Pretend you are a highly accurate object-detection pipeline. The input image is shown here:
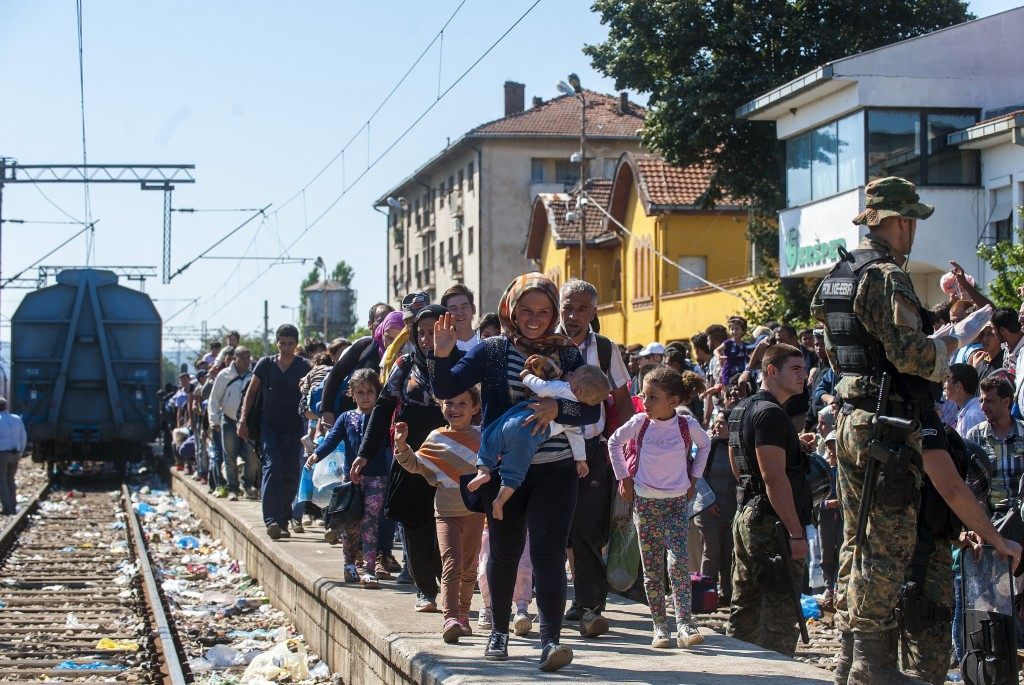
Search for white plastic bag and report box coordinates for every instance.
[241,641,308,683]
[312,453,345,491]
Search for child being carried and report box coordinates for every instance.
[467,353,611,519]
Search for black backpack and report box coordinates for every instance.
[239,359,266,444]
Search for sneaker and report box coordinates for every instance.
[344,565,359,583]
[279,529,291,538]
[360,573,380,589]
[563,605,580,622]
[820,588,836,611]
[579,608,609,638]
[677,623,704,648]
[381,555,402,573]
[215,486,229,498]
[292,519,304,534]
[374,560,392,580]
[302,514,314,526]
[484,631,509,660]
[513,612,533,637]
[415,596,438,613]
[478,607,493,630]
[245,487,259,500]
[651,623,672,649]
[539,642,573,672]
[458,618,472,636]
[395,567,413,585]
[266,523,282,540]
[324,529,339,544]
[198,476,208,485]
[442,618,462,644]
[228,492,239,502]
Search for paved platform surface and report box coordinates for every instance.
[170,469,833,684]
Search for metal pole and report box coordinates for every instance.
[263,300,269,349]
[321,265,328,340]
[162,186,173,284]
[0,158,5,342]
[578,93,587,281]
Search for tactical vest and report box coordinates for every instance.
[728,395,813,525]
[819,247,941,405]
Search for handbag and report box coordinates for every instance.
[325,481,364,529]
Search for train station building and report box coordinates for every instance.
[737,6,1024,305]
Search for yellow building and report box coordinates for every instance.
[526,153,752,346]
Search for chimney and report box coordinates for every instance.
[504,81,525,116]
[619,91,629,114]
[532,96,544,108]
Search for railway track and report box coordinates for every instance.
[0,480,188,684]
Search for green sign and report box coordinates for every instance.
[784,228,846,273]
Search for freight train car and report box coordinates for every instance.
[11,269,161,471]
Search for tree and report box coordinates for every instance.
[350,325,372,341]
[332,260,354,286]
[585,0,972,318]
[977,206,1024,310]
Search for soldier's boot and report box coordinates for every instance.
[848,629,927,685]
[833,631,853,685]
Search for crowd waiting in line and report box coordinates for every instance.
[158,261,1024,674]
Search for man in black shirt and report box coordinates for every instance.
[727,343,812,657]
[239,324,312,539]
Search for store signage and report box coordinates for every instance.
[778,189,863,277]
[784,228,846,273]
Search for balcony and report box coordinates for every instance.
[450,254,464,279]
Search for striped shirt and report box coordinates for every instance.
[506,345,572,464]
[966,419,1024,509]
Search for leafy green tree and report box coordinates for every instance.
[585,0,972,317]
[332,261,354,286]
[977,206,1024,310]
[349,325,372,341]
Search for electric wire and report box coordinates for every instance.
[166,204,271,281]
[31,183,84,224]
[2,223,94,287]
[75,0,94,264]
[203,0,544,318]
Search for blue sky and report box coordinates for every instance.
[0,0,1017,351]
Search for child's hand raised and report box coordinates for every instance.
[575,461,589,479]
[393,422,409,452]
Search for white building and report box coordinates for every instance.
[737,7,1024,304]
[375,82,644,311]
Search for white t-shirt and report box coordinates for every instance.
[456,333,481,352]
[575,330,631,439]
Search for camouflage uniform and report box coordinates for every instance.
[899,534,953,685]
[728,506,805,656]
[811,176,945,684]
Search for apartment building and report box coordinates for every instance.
[374,81,644,311]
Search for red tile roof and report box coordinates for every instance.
[525,180,617,259]
[473,90,644,139]
[607,152,746,220]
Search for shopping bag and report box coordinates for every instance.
[295,466,317,505]
[606,492,640,592]
[312,451,345,490]
[325,481,364,529]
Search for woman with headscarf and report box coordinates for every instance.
[351,305,464,611]
[431,273,599,672]
[320,311,404,425]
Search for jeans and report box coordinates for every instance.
[568,437,613,612]
[208,429,225,490]
[404,517,442,600]
[483,456,579,644]
[222,418,258,492]
[478,401,550,489]
[196,429,210,477]
[0,452,18,514]
[259,425,304,528]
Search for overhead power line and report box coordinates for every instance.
[166,204,271,282]
[75,0,94,263]
[204,0,544,318]
[2,223,95,287]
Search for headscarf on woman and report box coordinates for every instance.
[407,304,447,401]
[497,272,572,356]
[372,311,405,355]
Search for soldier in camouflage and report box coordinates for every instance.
[811,176,1021,685]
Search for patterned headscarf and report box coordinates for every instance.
[372,311,405,355]
[498,272,572,356]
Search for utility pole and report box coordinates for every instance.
[263,300,269,351]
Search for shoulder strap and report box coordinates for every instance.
[596,334,613,375]
[677,415,693,478]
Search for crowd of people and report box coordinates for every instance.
[160,236,1024,678]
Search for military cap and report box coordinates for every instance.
[852,176,934,227]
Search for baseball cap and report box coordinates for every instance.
[401,292,430,321]
[852,176,934,227]
[639,342,665,357]
[825,430,837,444]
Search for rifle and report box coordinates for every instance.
[854,373,918,547]
[772,520,809,644]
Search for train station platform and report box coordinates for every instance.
[169,469,833,685]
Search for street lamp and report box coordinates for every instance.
[280,304,299,327]
[314,256,327,340]
[556,73,587,280]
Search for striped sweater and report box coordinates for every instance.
[394,426,480,517]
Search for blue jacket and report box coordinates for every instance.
[429,334,600,431]
[314,408,390,477]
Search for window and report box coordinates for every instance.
[458,169,464,191]
[448,236,454,259]
[555,160,579,185]
[467,225,474,254]
[927,113,979,185]
[677,256,707,292]
[603,158,618,180]
[439,241,444,266]
[785,111,864,206]
[531,159,548,183]
[867,109,978,185]
[467,162,475,190]
[448,175,454,195]
[988,187,1014,244]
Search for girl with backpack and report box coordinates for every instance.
[608,366,711,650]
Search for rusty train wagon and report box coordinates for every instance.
[11,269,161,471]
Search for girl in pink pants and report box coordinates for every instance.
[478,524,534,636]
